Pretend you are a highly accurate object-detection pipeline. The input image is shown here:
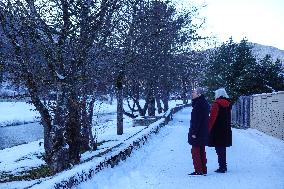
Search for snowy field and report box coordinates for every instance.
[77,108,284,189]
[0,102,39,127]
[0,100,121,127]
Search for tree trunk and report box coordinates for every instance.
[116,73,123,135]
[117,88,123,135]
[48,84,81,172]
[86,96,97,150]
[182,79,188,104]
[24,73,54,165]
[80,96,90,152]
[32,97,53,164]
[50,84,70,172]
[65,91,81,165]
[132,97,147,116]
[109,86,115,105]
[147,86,155,116]
[162,91,169,112]
[126,97,136,115]
[148,97,155,116]
[156,99,163,114]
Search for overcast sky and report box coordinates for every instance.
[175,0,284,50]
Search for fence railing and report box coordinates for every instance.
[231,96,251,129]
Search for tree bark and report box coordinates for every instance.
[25,73,53,164]
[117,88,123,135]
[50,83,70,172]
[80,96,90,152]
[182,79,188,104]
[116,73,124,135]
[147,85,155,116]
[162,90,169,112]
[65,90,81,165]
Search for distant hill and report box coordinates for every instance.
[250,43,284,63]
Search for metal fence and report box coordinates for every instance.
[231,96,251,129]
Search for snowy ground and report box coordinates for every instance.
[1,104,283,189]
[77,108,284,189]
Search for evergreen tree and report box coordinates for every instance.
[203,38,284,102]
[230,39,257,101]
[256,55,284,92]
[203,38,237,101]
[233,40,284,98]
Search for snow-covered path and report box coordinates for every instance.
[77,107,284,189]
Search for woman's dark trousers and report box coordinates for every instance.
[215,147,227,170]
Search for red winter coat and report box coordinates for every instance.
[208,97,232,147]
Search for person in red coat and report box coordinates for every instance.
[208,88,232,173]
[188,87,210,175]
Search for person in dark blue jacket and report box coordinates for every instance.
[188,87,210,175]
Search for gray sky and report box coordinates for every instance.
[175,0,284,50]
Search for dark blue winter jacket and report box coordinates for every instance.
[188,95,210,146]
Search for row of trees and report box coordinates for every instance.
[203,38,284,102]
[0,0,205,172]
[2,0,282,174]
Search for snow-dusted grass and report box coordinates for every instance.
[0,140,45,174]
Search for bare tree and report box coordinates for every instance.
[0,0,121,172]
[120,0,204,117]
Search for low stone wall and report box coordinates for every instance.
[132,116,162,126]
[30,103,190,189]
